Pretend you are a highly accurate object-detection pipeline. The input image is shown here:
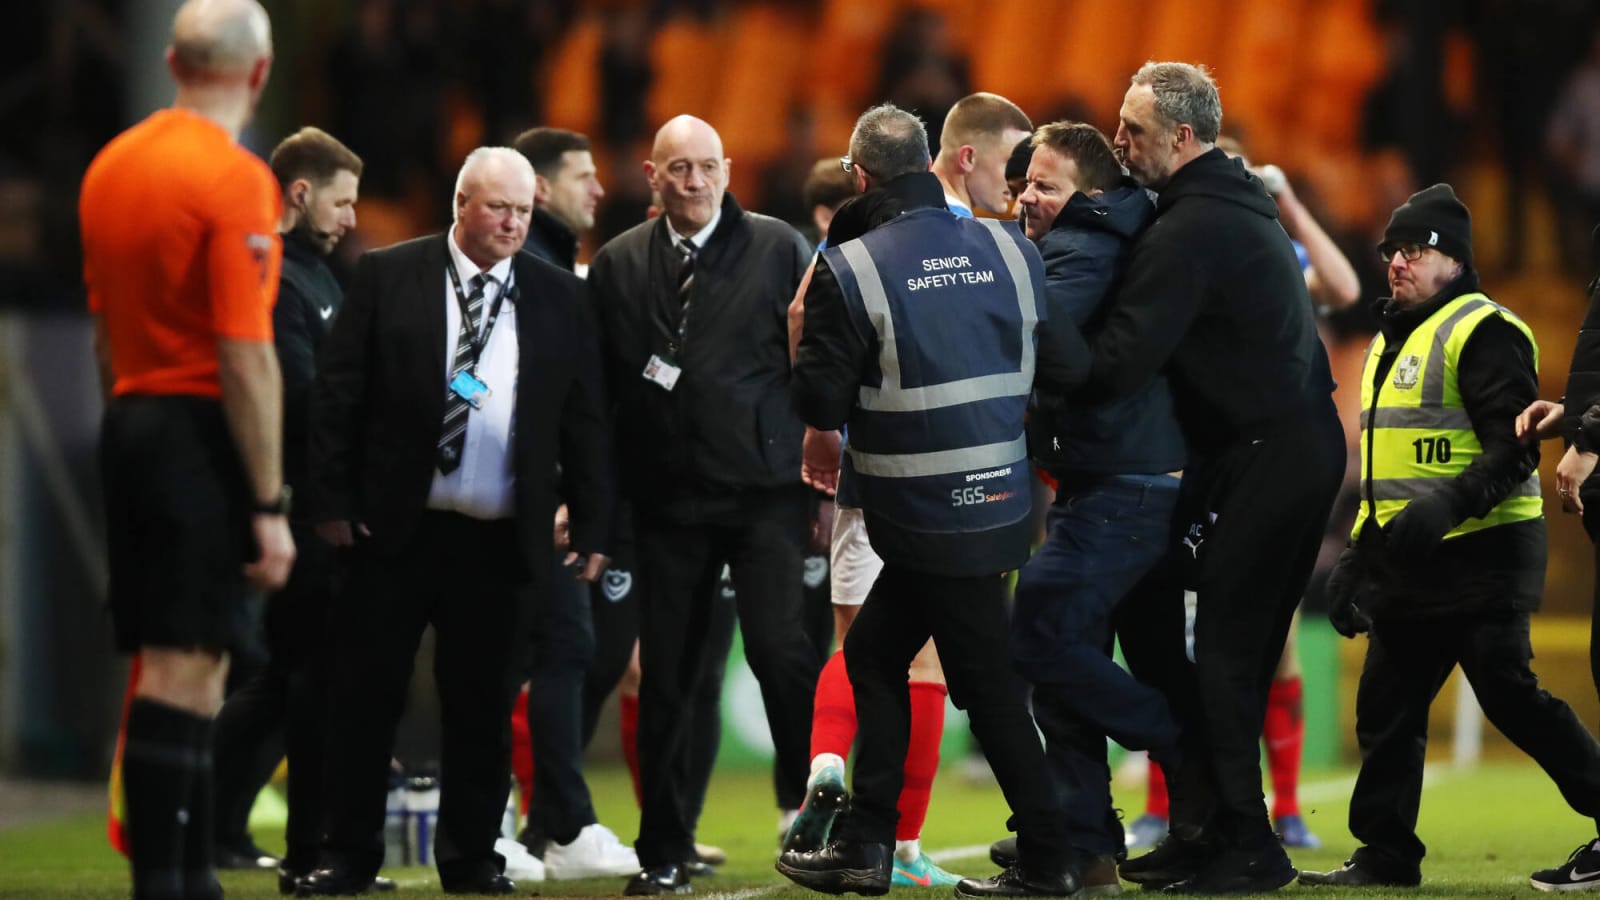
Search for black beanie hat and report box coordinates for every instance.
[1381,183,1473,267]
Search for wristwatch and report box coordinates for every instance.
[253,485,293,517]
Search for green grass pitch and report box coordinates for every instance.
[0,761,1593,898]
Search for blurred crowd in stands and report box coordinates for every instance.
[9,0,1600,322]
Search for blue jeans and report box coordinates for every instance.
[1010,473,1182,856]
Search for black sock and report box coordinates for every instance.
[182,718,223,900]
[123,699,203,900]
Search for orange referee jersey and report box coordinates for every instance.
[80,107,283,398]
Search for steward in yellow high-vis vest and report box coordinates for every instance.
[1305,185,1600,895]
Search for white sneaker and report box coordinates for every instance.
[544,823,641,880]
[495,837,546,882]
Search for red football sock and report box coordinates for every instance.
[1145,758,1170,818]
[895,681,947,841]
[1264,675,1304,818]
[511,686,533,815]
[620,693,642,806]
[811,650,857,761]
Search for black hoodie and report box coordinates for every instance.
[1078,148,1336,456]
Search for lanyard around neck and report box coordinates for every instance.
[446,261,512,372]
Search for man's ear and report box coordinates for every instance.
[534,173,552,206]
[641,159,657,189]
[1173,124,1194,152]
[958,144,977,174]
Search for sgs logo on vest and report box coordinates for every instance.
[951,486,1017,506]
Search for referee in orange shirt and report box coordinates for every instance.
[79,2,289,898]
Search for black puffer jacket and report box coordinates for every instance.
[1027,181,1186,476]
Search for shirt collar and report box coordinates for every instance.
[447,225,516,290]
[664,205,722,250]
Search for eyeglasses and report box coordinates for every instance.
[839,155,870,179]
[1378,242,1428,263]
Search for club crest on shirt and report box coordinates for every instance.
[1392,354,1422,390]
[246,233,275,286]
[602,569,632,602]
[803,555,828,589]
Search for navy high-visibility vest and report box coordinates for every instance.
[823,209,1044,535]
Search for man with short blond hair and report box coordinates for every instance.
[932,92,1033,216]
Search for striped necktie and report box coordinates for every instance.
[437,272,490,474]
[676,238,697,303]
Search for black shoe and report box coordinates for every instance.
[1532,839,1600,892]
[517,825,547,860]
[1118,829,1214,887]
[440,873,515,895]
[775,840,892,896]
[1300,856,1420,888]
[283,869,396,896]
[218,840,283,870]
[989,836,1018,869]
[296,866,379,897]
[625,863,693,895]
[1162,842,1296,895]
[954,864,1079,898]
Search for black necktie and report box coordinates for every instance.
[676,238,697,303]
[438,272,490,474]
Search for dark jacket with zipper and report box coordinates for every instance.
[589,192,811,522]
[523,208,579,272]
[275,228,344,506]
[1026,180,1186,477]
[1349,268,1546,619]
[793,171,1082,577]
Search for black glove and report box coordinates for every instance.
[1382,489,1460,558]
[1324,548,1371,639]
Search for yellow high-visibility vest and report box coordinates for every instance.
[1352,292,1542,541]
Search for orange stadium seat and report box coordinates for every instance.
[1216,0,1308,166]
[648,16,724,127]
[544,15,603,135]
[967,0,1066,117]
[1143,0,1228,74]
[813,0,908,102]
[714,4,810,179]
[1298,0,1383,152]
[1050,0,1153,130]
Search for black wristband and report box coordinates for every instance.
[253,485,293,517]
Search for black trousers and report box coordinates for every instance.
[633,488,818,868]
[319,512,527,883]
[836,563,1069,874]
[1350,610,1600,870]
[1169,407,1345,844]
[524,552,604,843]
[212,521,336,872]
[1580,499,1600,710]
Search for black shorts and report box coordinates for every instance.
[100,394,264,656]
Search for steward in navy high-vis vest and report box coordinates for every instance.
[790,157,1078,889]
[827,207,1041,564]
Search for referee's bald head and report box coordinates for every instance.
[169,0,272,81]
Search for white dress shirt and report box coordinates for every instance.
[664,206,722,250]
[426,228,519,519]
